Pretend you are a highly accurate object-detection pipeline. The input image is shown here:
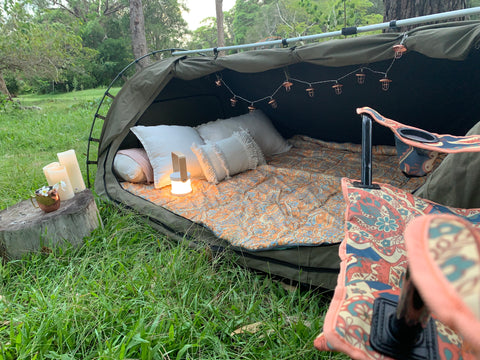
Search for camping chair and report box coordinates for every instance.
[314,108,480,359]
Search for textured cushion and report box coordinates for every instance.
[113,148,154,183]
[131,125,205,189]
[191,130,265,184]
[195,110,291,156]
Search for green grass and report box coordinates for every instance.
[0,90,345,359]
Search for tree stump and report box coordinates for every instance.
[0,189,102,261]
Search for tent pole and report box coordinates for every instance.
[172,7,480,56]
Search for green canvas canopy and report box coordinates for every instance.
[91,21,480,289]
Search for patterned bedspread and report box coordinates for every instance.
[121,135,430,251]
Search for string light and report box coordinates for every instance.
[268,98,278,109]
[379,77,392,91]
[332,82,343,95]
[356,69,366,84]
[393,44,407,59]
[306,85,315,97]
[393,33,408,59]
[282,80,293,92]
[213,39,406,109]
[215,74,222,87]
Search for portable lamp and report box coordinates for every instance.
[170,152,192,195]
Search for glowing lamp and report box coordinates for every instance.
[170,152,192,195]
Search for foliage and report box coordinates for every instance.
[0,89,346,360]
[187,18,221,49]
[226,0,383,46]
[231,0,263,45]
[1,0,188,95]
[143,0,188,50]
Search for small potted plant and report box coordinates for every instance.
[31,181,65,213]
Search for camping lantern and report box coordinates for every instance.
[170,152,192,196]
[380,77,392,91]
[356,71,366,85]
[393,44,407,59]
[306,86,315,97]
[332,83,343,95]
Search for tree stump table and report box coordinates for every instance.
[0,189,102,261]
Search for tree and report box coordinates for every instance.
[383,0,467,30]
[142,0,187,51]
[0,1,88,96]
[129,0,150,69]
[215,0,226,56]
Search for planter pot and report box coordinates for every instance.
[32,187,60,213]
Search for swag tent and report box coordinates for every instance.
[90,18,480,290]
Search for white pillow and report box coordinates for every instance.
[195,110,291,156]
[130,125,205,189]
[191,129,265,184]
[113,148,154,183]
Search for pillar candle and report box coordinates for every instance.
[57,149,86,193]
[43,164,75,200]
[43,162,61,186]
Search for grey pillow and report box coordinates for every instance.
[191,129,265,184]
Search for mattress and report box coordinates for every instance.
[120,135,429,252]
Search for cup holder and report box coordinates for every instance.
[397,127,439,143]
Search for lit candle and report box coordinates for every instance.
[57,149,86,193]
[43,164,75,200]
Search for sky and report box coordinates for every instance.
[183,0,236,30]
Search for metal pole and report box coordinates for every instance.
[172,7,480,56]
[361,114,373,187]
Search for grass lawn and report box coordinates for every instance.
[0,90,345,359]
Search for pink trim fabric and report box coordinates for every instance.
[357,107,480,154]
[117,148,154,183]
[405,214,480,356]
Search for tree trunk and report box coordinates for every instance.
[130,0,151,71]
[383,0,467,31]
[215,0,226,57]
[0,73,12,101]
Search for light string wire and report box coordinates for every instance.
[215,43,405,109]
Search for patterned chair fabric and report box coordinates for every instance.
[405,214,480,357]
[357,107,480,177]
[314,178,480,360]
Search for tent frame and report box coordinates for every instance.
[86,7,480,187]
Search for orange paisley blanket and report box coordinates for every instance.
[121,135,430,251]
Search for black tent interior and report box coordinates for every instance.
[90,21,480,289]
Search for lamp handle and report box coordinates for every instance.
[171,152,189,181]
